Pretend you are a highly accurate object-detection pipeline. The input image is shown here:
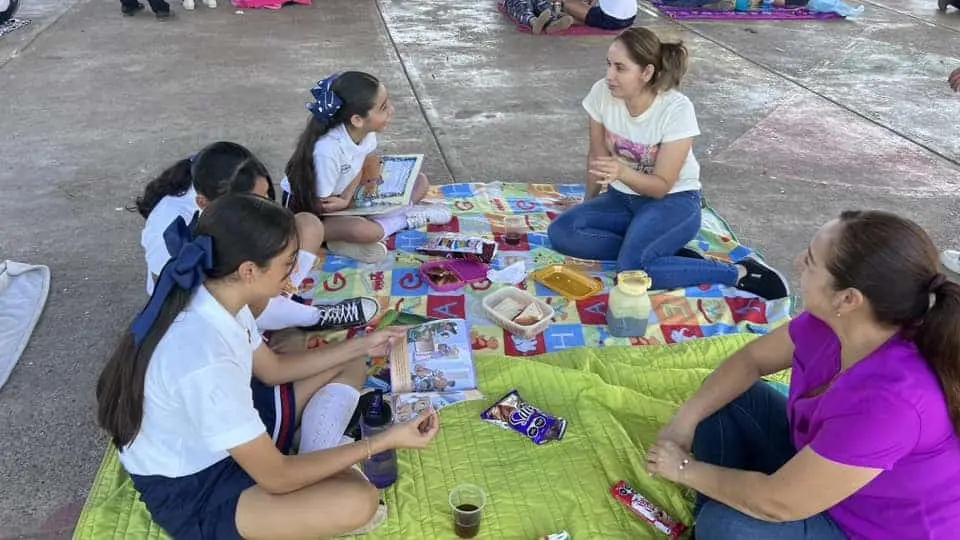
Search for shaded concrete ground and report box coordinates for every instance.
[0,0,957,535]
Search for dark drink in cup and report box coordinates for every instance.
[449,485,486,539]
[454,504,481,538]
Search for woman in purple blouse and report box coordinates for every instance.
[646,210,960,539]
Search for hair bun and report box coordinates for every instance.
[929,273,949,293]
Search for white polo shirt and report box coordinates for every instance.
[119,286,266,478]
[141,188,200,295]
[280,124,377,200]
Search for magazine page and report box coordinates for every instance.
[390,318,476,394]
[392,390,485,423]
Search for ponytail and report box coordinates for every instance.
[285,117,330,214]
[654,41,689,92]
[96,287,191,448]
[915,277,960,434]
[132,159,193,219]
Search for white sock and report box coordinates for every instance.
[293,250,318,287]
[372,205,413,239]
[255,296,321,331]
[299,383,361,454]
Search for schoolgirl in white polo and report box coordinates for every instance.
[97,194,440,539]
[135,141,380,333]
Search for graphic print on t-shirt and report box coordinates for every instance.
[606,130,659,175]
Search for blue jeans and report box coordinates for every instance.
[546,189,739,290]
[691,383,847,540]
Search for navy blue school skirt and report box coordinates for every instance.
[584,6,635,30]
[129,379,296,540]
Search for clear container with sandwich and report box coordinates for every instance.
[481,287,554,338]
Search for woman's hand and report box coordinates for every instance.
[380,409,441,450]
[359,327,408,358]
[656,414,698,453]
[588,157,628,186]
[319,196,350,212]
[646,440,694,483]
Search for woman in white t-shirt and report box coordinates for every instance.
[135,142,381,333]
[282,71,452,264]
[98,194,440,539]
[548,28,789,300]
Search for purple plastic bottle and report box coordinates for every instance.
[360,390,398,489]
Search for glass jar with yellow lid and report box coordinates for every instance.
[606,270,653,338]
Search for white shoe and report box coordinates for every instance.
[327,241,389,264]
[404,204,453,230]
[942,250,960,274]
[182,0,195,9]
[203,0,216,7]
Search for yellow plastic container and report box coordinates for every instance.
[531,265,603,301]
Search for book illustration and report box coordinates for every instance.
[385,318,484,422]
[327,154,424,217]
[393,390,484,423]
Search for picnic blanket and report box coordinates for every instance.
[651,1,841,20]
[74,333,792,539]
[298,182,793,357]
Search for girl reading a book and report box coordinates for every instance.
[282,71,452,264]
[97,194,441,540]
[546,28,789,300]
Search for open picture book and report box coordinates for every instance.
[326,154,424,217]
[366,318,483,423]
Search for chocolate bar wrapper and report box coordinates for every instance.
[610,481,687,539]
[480,390,566,445]
[418,234,498,264]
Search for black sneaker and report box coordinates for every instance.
[154,9,171,19]
[735,256,790,300]
[302,297,380,332]
[121,2,145,15]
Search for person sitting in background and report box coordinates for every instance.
[647,210,960,539]
[559,0,636,31]
[499,0,576,34]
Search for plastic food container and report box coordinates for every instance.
[481,287,555,338]
[531,265,603,300]
[420,260,488,292]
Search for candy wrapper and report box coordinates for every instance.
[539,532,570,540]
[418,234,498,264]
[480,390,566,445]
[610,481,687,539]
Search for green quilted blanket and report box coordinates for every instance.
[75,334,788,539]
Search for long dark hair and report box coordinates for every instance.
[97,194,298,448]
[829,210,960,432]
[616,27,688,92]
[133,141,274,218]
[284,71,380,213]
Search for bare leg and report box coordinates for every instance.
[561,0,590,22]
[411,173,430,203]
[323,216,386,243]
[294,212,325,256]
[235,468,379,540]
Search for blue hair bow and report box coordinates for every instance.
[130,216,214,347]
[306,74,343,124]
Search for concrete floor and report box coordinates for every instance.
[0,0,958,535]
